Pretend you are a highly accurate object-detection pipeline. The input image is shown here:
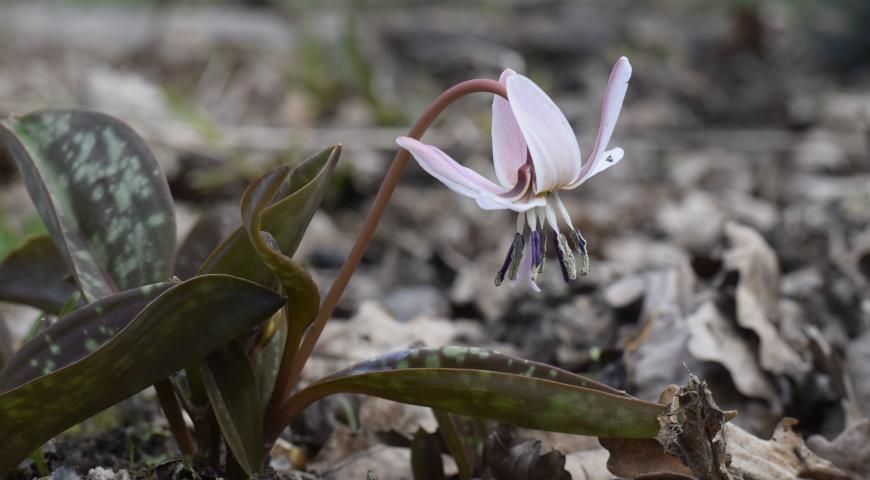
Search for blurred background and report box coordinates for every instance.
[2,0,870,475]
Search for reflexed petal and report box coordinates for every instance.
[492,69,528,189]
[511,242,541,292]
[398,136,543,212]
[397,136,506,198]
[573,57,631,186]
[477,193,546,212]
[566,147,624,188]
[506,74,581,193]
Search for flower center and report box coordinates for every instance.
[494,192,590,287]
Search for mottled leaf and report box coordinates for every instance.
[326,346,628,397]
[202,341,264,476]
[0,235,76,313]
[277,347,663,441]
[0,282,173,392]
[411,429,445,480]
[174,206,239,280]
[197,145,339,286]
[0,110,176,302]
[0,274,285,473]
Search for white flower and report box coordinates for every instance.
[397,57,632,291]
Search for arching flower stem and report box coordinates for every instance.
[279,79,508,406]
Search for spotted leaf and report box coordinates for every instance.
[274,347,663,442]
[0,274,285,473]
[0,282,173,392]
[0,110,176,302]
[0,235,78,314]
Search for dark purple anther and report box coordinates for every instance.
[494,233,524,286]
[531,229,543,270]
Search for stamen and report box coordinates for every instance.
[544,203,561,233]
[552,192,575,230]
[494,233,525,286]
[531,229,543,274]
[570,227,590,276]
[525,208,537,231]
[553,229,577,283]
[537,227,548,276]
[507,233,525,281]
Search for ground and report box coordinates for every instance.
[1,1,869,479]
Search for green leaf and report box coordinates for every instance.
[197,149,336,460]
[174,207,239,281]
[197,145,340,285]
[0,235,79,314]
[329,346,628,396]
[0,282,173,392]
[0,110,177,302]
[280,347,663,440]
[0,274,285,473]
[203,156,332,464]
[202,341,264,476]
[255,312,287,409]
[240,164,320,326]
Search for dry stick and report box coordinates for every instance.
[277,78,508,411]
[154,379,197,455]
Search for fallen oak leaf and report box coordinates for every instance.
[723,222,807,378]
[727,419,847,480]
[602,378,848,480]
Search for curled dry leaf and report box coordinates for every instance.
[807,417,870,479]
[623,262,699,403]
[482,425,571,480]
[727,419,847,480]
[598,437,692,479]
[723,222,807,377]
[687,301,779,408]
[657,374,734,479]
[602,379,849,480]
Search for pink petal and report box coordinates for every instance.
[573,57,631,186]
[477,193,546,212]
[506,74,581,193]
[567,148,624,188]
[397,137,507,198]
[492,69,528,189]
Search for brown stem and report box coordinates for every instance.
[154,380,197,456]
[273,78,508,422]
[433,409,474,480]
